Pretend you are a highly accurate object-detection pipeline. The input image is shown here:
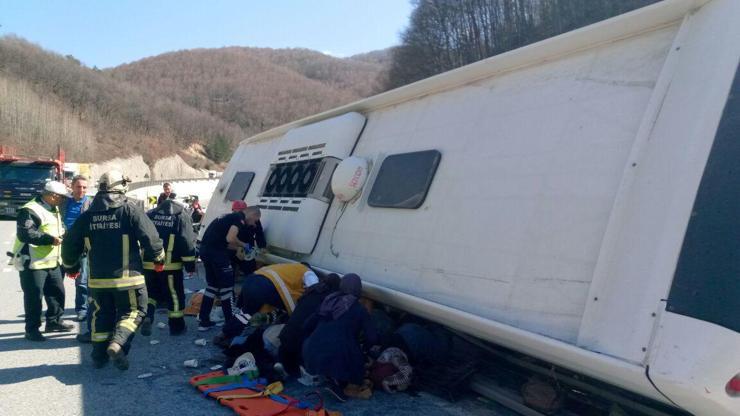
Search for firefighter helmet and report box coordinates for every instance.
[98,170,130,192]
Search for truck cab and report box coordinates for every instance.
[0,148,64,217]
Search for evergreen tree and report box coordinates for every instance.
[207,134,232,163]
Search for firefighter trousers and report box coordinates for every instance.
[144,269,185,333]
[89,286,147,363]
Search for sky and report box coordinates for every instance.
[0,0,414,68]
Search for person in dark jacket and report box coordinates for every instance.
[62,170,164,370]
[197,206,260,331]
[156,182,175,205]
[189,195,204,224]
[11,181,74,342]
[302,273,378,400]
[276,273,340,376]
[220,263,312,340]
[228,200,266,278]
[221,271,338,380]
[141,198,196,336]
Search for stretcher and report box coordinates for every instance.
[190,371,340,416]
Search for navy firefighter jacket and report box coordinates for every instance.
[145,199,196,273]
[62,192,164,290]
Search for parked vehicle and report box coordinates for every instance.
[63,162,92,183]
[0,146,65,217]
[199,1,740,414]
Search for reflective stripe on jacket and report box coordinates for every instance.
[62,192,164,290]
[143,200,196,272]
[255,263,309,314]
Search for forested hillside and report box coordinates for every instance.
[0,37,388,166]
[109,47,387,136]
[0,36,244,164]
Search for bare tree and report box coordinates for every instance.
[385,0,661,89]
[1,35,390,163]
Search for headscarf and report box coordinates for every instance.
[318,273,362,320]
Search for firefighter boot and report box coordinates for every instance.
[141,301,156,336]
[91,343,109,369]
[106,341,129,371]
[140,317,152,337]
[169,317,186,336]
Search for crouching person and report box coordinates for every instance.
[302,274,378,401]
[62,170,164,370]
[141,197,197,336]
[220,262,316,343]
[276,273,341,377]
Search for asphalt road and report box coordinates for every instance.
[0,219,507,416]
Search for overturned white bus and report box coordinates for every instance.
[200,0,740,414]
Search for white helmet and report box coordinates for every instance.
[98,170,130,192]
[43,181,69,197]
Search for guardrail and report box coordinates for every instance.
[128,177,217,191]
[125,177,220,211]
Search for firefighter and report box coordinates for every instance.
[62,170,164,370]
[12,181,74,341]
[140,197,196,336]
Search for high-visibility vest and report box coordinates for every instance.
[255,264,308,314]
[12,199,64,270]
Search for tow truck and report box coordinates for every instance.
[0,145,65,218]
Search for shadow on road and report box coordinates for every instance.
[0,334,78,352]
[0,363,85,385]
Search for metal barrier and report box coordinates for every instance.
[126,177,219,212]
[128,177,216,191]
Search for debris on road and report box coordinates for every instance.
[194,338,207,346]
[137,373,153,379]
[184,359,199,368]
